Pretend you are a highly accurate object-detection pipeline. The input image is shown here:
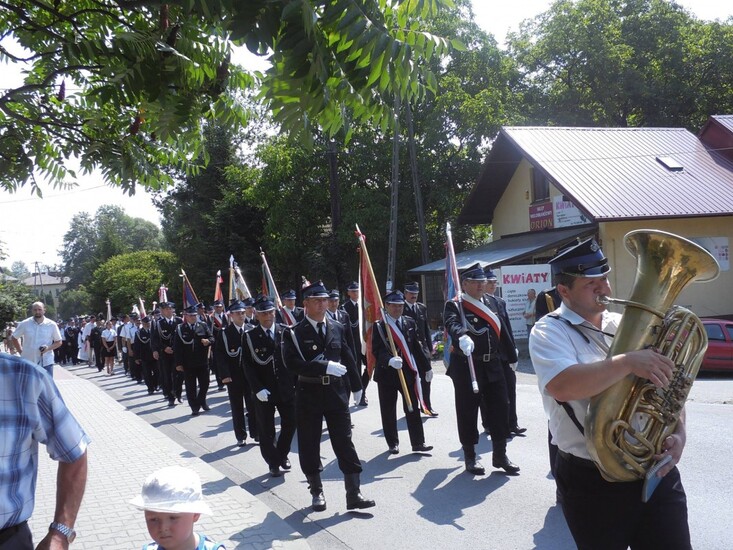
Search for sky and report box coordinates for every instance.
[1,0,731,272]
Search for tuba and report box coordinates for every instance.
[585,230,719,483]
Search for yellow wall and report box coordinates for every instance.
[599,219,732,319]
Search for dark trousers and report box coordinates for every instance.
[377,380,425,448]
[420,377,434,412]
[183,364,210,413]
[450,359,510,447]
[159,352,183,400]
[225,379,258,441]
[254,398,296,467]
[0,521,32,549]
[555,452,691,550]
[295,381,362,476]
[93,342,104,370]
[67,344,79,364]
[141,358,158,393]
[502,361,518,428]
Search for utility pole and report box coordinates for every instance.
[386,94,401,292]
[33,261,44,301]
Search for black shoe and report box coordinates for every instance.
[168,399,175,407]
[312,492,327,512]
[358,395,368,407]
[346,492,376,510]
[177,396,183,403]
[492,454,520,474]
[388,445,399,455]
[281,458,291,470]
[465,458,486,475]
[191,410,200,417]
[269,466,281,477]
[201,403,210,411]
[253,435,260,443]
[511,426,527,436]
[412,443,433,453]
[236,439,246,447]
[217,386,225,391]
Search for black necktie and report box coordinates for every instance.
[267,329,273,340]
[317,322,325,339]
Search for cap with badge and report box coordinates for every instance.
[281,289,296,300]
[254,295,276,312]
[160,301,175,309]
[228,300,246,312]
[384,290,405,304]
[461,262,488,281]
[404,281,420,294]
[346,281,359,291]
[141,316,151,324]
[183,305,198,315]
[212,300,224,307]
[483,267,498,281]
[328,289,340,300]
[302,281,329,299]
[550,237,610,278]
[243,296,256,308]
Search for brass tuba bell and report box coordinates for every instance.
[585,230,719,482]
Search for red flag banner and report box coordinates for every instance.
[355,231,383,376]
[181,269,200,309]
[214,270,224,302]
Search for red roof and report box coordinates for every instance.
[459,126,733,225]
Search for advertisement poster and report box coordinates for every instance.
[690,236,729,272]
[553,196,589,228]
[495,264,552,339]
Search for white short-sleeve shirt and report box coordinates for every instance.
[529,303,620,459]
[12,317,62,368]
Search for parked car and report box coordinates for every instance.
[700,319,733,372]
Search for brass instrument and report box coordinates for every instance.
[585,230,719,482]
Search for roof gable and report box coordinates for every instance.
[459,126,733,225]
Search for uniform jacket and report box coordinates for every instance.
[151,315,181,354]
[215,322,252,384]
[133,327,155,362]
[342,300,361,356]
[282,317,361,391]
[443,297,518,378]
[403,301,432,360]
[372,315,431,386]
[242,323,295,403]
[485,294,517,364]
[328,308,358,357]
[173,321,214,369]
[276,306,304,326]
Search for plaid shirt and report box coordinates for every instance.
[0,353,91,529]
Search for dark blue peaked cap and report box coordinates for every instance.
[461,262,488,281]
[384,290,405,304]
[550,237,610,278]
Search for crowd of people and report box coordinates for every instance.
[2,237,696,549]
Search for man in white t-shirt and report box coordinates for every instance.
[10,302,62,376]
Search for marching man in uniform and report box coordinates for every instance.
[282,281,373,512]
[151,301,183,406]
[372,290,433,455]
[174,305,215,417]
[242,296,296,477]
[443,263,520,476]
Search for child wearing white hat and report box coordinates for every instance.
[130,466,224,550]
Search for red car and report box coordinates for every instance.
[701,319,733,372]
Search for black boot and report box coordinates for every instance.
[344,473,375,510]
[464,445,485,475]
[306,474,326,512]
[492,439,520,474]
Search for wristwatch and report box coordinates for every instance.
[49,522,77,543]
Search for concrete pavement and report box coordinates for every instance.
[27,347,733,549]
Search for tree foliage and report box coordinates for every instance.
[0,0,457,195]
[506,0,733,129]
[57,287,93,320]
[60,205,163,289]
[0,280,36,327]
[88,250,179,315]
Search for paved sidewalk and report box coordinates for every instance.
[28,365,310,550]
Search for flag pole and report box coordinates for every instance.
[446,223,479,394]
[228,255,235,303]
[355,224,413,412]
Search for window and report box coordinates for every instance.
[531,167,550,203]
[705,323,725,341]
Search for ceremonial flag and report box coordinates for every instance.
[356,224,413,411]
[180,269,200,309]
[138,297,147,318]
[158,284,168,304]
[106,298,112,322]
[260,249,293,324]
[444,222,461,367]
[214,270,224,302]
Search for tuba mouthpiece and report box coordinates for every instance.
[596,295,610,305]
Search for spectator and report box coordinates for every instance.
[0,352,90,549]
[130,466,224,550]
[10,301,62,376]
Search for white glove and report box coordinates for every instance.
[388,356,403,370]
[326,361,347,377]
[509,362,518,372]
[425,370,434,382]
[459,335,474,356]
[515,348,519,358]
[256,389,270,402]
[353,390,363,405]
[122,346,128,353]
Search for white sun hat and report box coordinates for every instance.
[129,466,213,515]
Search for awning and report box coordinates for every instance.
[407,225,598,275]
